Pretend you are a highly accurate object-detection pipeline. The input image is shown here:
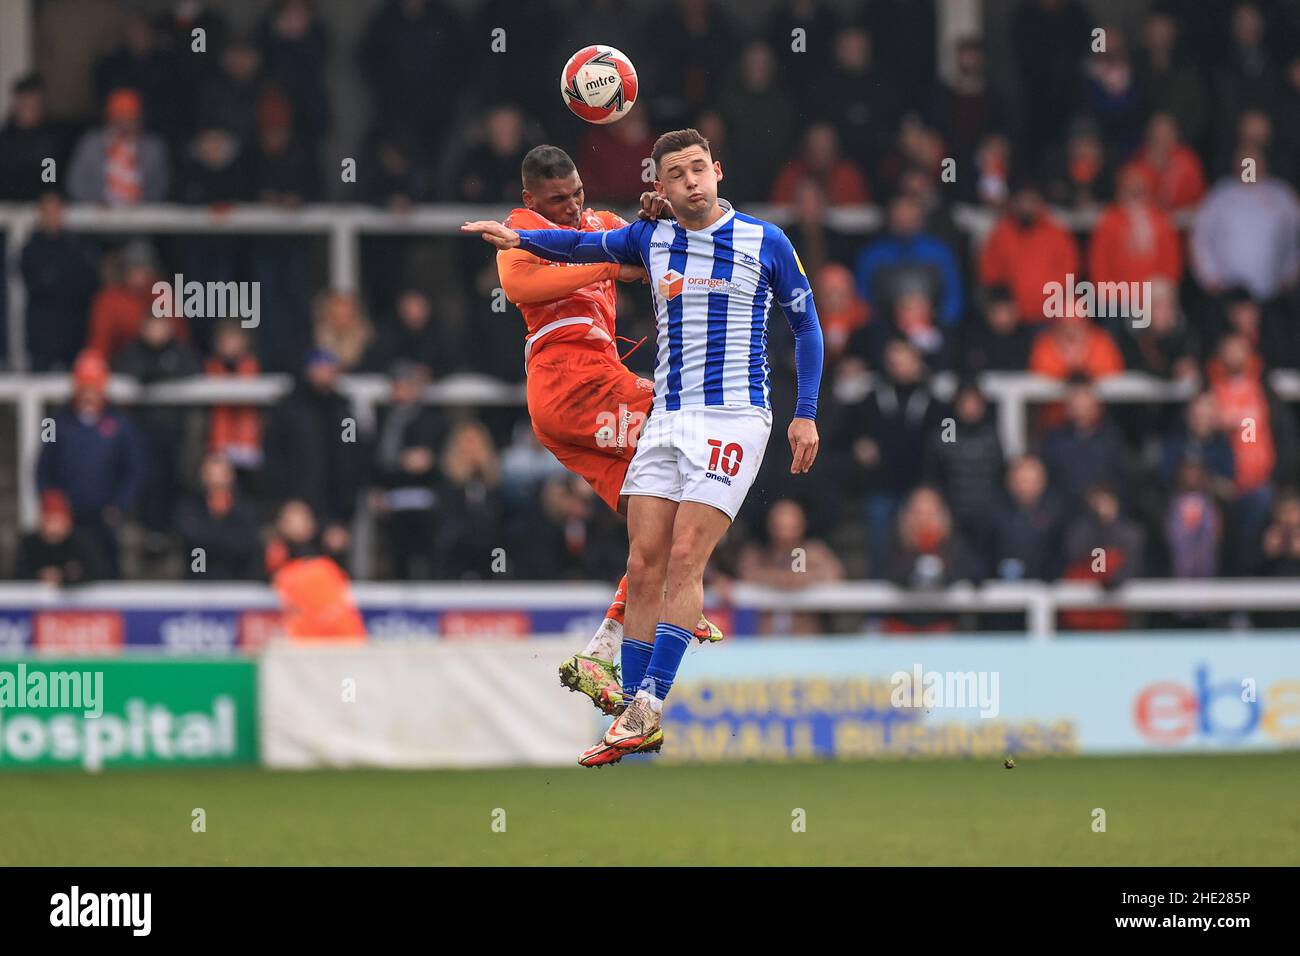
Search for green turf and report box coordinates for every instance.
[2,753,1296,865]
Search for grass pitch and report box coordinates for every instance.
[2,753,1296,866]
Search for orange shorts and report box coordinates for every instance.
[527,347,653,511]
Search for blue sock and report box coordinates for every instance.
[621,639,653,700]
[641,622,692,701]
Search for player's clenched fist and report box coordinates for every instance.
[788,417,819,474]
[461,220,520,249]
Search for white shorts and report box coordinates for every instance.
[620,405,773,521]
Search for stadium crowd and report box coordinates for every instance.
[3,0,1300,630]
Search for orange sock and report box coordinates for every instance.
[605,574,628,625]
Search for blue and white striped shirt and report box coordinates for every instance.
[514,205,824,420]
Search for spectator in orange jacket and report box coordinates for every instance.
[978,182,1080,323]
[1121,112,1206,213]
[1088,164,1183,288]
[87,240,189,360]
[266,499,365,642]
[1029,297,1126,381]
[769,122,870,205]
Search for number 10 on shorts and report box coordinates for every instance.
[706,438,743,476]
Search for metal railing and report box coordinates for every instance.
[0,578,1294,641]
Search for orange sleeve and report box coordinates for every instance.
[497,248,619,304]
[1155,216,1183,281]
[1089,330,1126,377]
[1028,333,1064,378]
[979,224,1009,286]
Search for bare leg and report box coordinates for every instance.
[624,495,677,642]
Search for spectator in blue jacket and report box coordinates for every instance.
[36,350,146,578]
[854,193,964,327]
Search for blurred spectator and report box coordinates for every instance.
[978,182,1080,323]
[1159,391,1236,500]
[36,350,146,578]
[256,0,331,144]
[1207,333,1299,571]
[1258,490,1300,584]
[364,289,454,377]
[20,192,100,371]
[370,362,443,578]
[34,0,123,125]
[0,74,67,201]
[770,123,870,205]
[817,25,897,169]
[265,499,365,640]
[1274,54,1300,188]
[813,264,869,364]
[263,349,367,535]
[87,240,189,360]
[436,420,505,580]
[195,40,265,146]
[528,473,627,580]
[858,287,952,372]
[251,92,321,204]
[111,311,201,546]
[962,286,1032,374]
[965,131,1013,208]
[1011,0,1090,168]
[1123,112,1207,213]
[1040,381,1132,512]
[361,132,430,209]
[1190,149,1300,302]
[1089,166,1183,289]
[1163,460,1223,580]
[717,40,796,202]
[1136,9,1207,149]
[359,0,464,152]
[648,0,739,124]
[1029,309,1125,381]
[176,452,260,580]
[885,486,980,631]
[1214,2,1282,150]
[1042,117,1114,211]
[927,37,1007,168]
[205,320,264,475]
[576,112,658,205]
[782,179,858,279]
[313,291,373,372]
[923,381,1005,562]
[1218,285,1294,372]
[1119,279,1200,382]
[737,499,845,634]
[1079,25,1144,159]
[454,105,533,204]
[67,88,170,205]
[994,455,1063,581]
[94,9,185,147]
[13,490,104,585]
[157,1,230,91]
[838,339,942,576]
[174,126,252,204]
[1060,482,1144,629]
[854,193,963,327]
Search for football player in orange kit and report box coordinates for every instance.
[498,145,721,716]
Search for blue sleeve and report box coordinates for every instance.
[930,239,964,326]
[516,221,645,265]
[769,230,824,421]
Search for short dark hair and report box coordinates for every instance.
[652,128,711,170]
[521,145,576,187]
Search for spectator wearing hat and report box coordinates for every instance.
[35,350,146,578]
[67,87,169,205]
[13,490,106,585]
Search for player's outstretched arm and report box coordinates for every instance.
[462,220,520,249]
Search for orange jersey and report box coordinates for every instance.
[499,206,628,362]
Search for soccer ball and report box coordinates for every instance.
[560,45,638,124]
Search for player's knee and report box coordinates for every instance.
[626,547,667,591]
[667,531,709,577]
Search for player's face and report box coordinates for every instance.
[524,172,585,228]
[655,146,722,220]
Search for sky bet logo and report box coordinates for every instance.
[1133,665,1298,745]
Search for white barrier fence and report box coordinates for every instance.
[2,579,1299,641]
